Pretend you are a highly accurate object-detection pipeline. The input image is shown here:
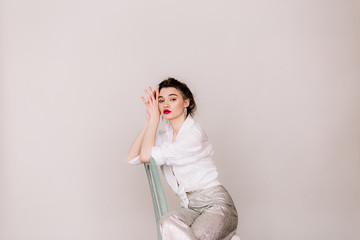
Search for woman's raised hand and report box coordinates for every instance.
[141,86,160,121]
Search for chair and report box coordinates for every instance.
[144,157,240,240]
[144,157,168,240]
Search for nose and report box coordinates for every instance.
[164,101,169,108]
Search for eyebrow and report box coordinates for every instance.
[158,94,178,98]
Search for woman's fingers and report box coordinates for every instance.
[148,86,156,101]
[144,89,151,102]
[143,87,159,119]
[144,86,158,104]
[141,86,160,119]
[141,96,148,105]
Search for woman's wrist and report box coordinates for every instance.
[144,118,150,125]
[149,115,160,122]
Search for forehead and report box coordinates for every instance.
[159,87,182,97]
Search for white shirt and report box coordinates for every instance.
[128,116,221,208]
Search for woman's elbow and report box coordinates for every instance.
[125,155,132,163]
[139,154,150,163]
[126,152,141,164]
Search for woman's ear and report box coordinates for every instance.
[184,99,190,108]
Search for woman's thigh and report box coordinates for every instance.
[161,208,199,226]
[160,208,199,240]
[188,185,238,240]
[191,204,238,240]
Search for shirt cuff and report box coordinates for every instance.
[127,155,141,165]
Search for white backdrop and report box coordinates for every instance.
[1,0,360,239]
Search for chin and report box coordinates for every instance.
[162,112,185,121]
[161,114,171,120]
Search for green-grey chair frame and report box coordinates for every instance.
[144,157,168,240]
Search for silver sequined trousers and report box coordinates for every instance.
[160,185,238,240]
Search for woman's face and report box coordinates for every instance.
[158,87,189,121]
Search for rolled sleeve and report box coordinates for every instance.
[151,145,166,166]
[127,155,141,165]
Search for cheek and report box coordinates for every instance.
[174,101,183,110]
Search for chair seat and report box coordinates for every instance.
[231,233,240,240]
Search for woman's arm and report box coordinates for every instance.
[139,116,159,163]
[139,87,160,163]
[151,127,210,166]
[126,120,149,163]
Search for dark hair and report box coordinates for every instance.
[158,77,196,117]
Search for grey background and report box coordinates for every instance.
[1,0,359,239]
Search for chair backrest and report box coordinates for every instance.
[144,157,168,240]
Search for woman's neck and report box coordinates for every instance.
[169,114,187,135]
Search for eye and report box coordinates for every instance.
[170,98,176,101]
[159,99,164,103]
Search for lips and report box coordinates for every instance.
[163,109,171,114]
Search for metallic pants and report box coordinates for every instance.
[160,185,238,240]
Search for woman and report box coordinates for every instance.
[126,78,238,240]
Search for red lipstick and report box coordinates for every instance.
[163,109,171,114]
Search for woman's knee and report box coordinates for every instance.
[160,209,198,229]
[160,212,173,228]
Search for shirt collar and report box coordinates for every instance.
[165,115,194,139]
